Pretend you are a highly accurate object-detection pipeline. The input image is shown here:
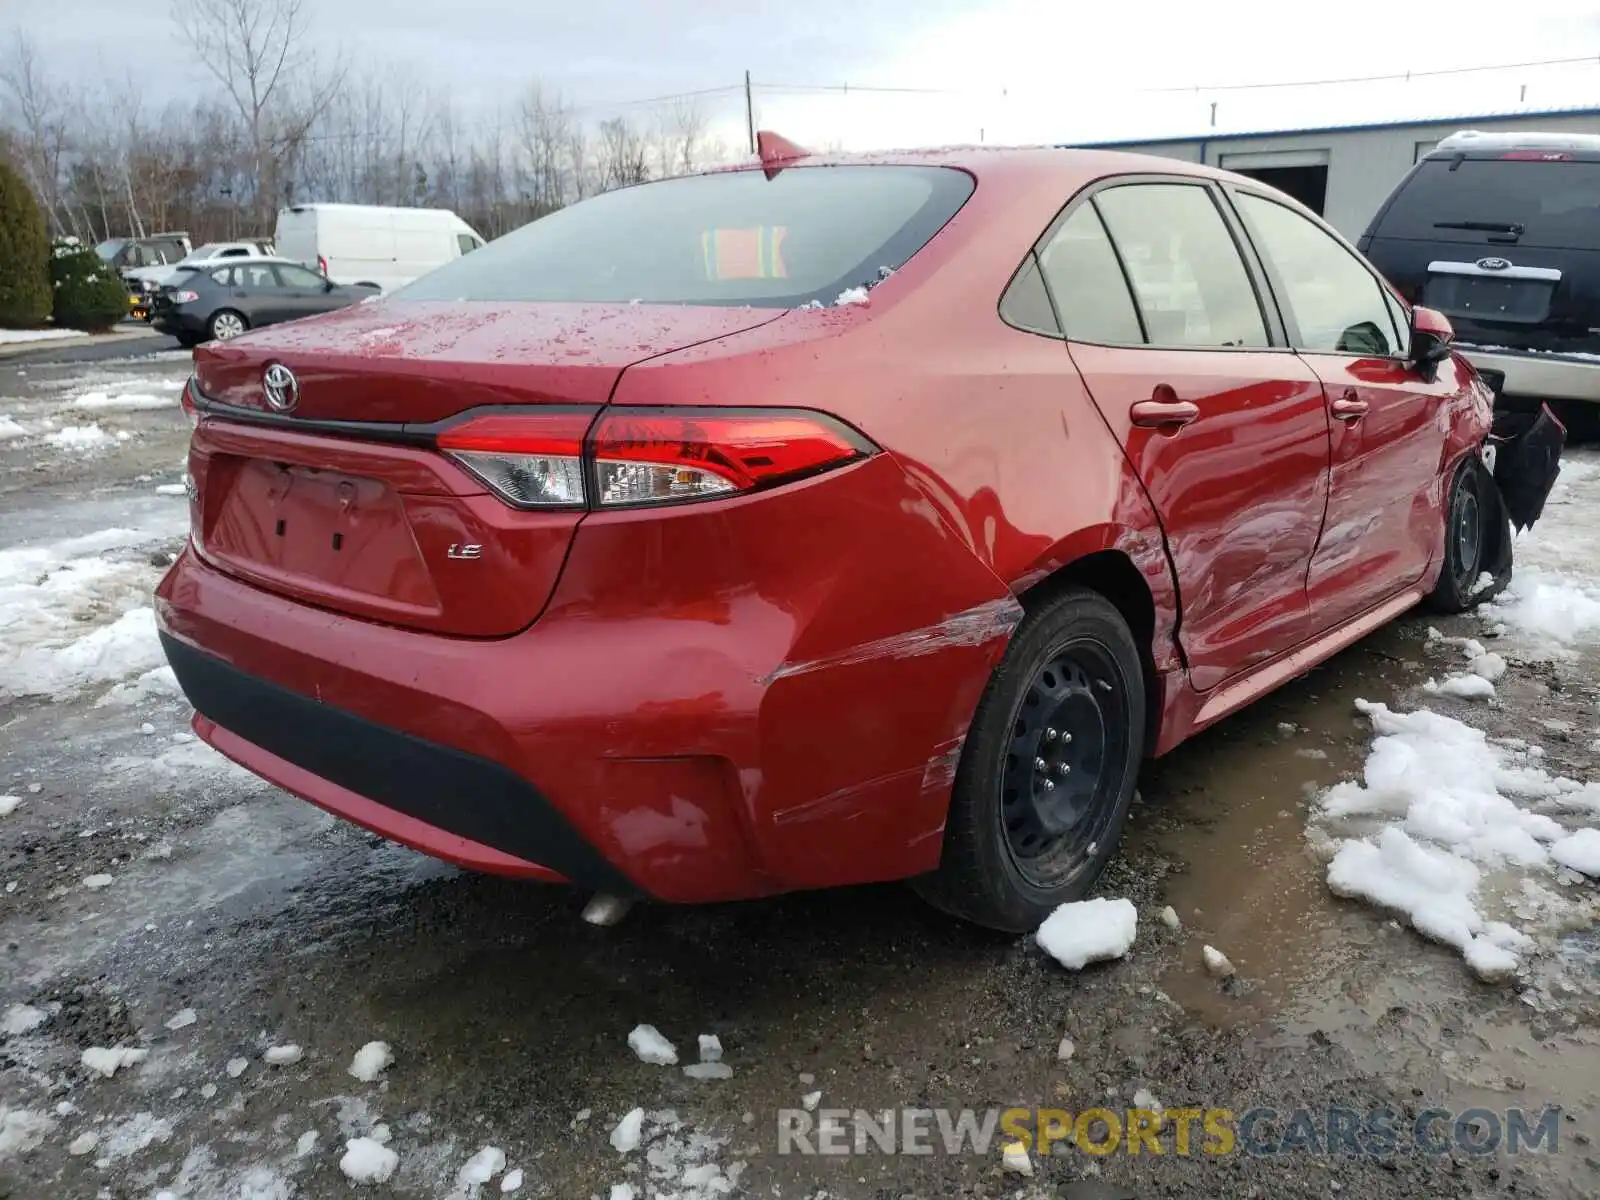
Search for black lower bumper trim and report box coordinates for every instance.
[159,632,640,896]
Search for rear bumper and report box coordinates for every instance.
[155,456,1017,902]
[163,632,630,890]
[152,310,206,336]
[1458,347,1600,404]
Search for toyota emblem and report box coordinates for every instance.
[263,362,299,412]
[1476,257,1512,272]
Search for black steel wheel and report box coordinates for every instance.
[915,586,1145,932]
[1427,455,1510,613]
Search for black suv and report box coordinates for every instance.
[1359,130,1600,427]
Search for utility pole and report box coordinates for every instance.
[745,70,756,154]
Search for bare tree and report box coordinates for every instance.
[171,0,343,227]
[596,116,649,190]
[0,30,72,234]
[667,97,709,175]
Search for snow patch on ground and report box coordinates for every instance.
[1310,699,1600,982]
[0,527,179,700]
[44,423,113,451]
[0,329,84,344]
[0,1106,54,1157]
[1035,897,1138,969]
[0,416,25,441]
[71,390,174,412]
[341,1137,399,1184]
[1482,566,1600,650]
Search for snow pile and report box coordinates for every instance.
[72,391,173,412]
[1311,699,1600,981]
[97,665,181,707]
[1424,627,1508,698]
[1424,673,1496,701]
[1482,566,1600,649]
[834,286,871,307]
[0,527,178,700]
[1,1004,47,1036]
[610,1108,644,1153]
[456,1145,507,1190]
[81,1045,148,1077]
[0,1106,54,1157]
[44,424,112,451]
[263,1043,303,1066]
[0,416,25,441]
[341,1137,398,1184]
[1035,896,1138,969]
[627,1024,678,1065]
[349,1040,394,1082]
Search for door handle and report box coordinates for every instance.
[1129,398,1200,429]
[1331,391,1369,422]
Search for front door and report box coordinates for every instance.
[1039,181,1332,691]
[1229,189,1454,631]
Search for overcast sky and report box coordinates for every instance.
[15,0,1600,149]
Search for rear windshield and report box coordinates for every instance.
[394,165,975,307]
[1375,158,1600,250]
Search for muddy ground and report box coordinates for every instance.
[0,345,1595,1199]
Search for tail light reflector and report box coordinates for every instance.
[433,407,875,510]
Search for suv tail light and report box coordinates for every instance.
[435,407,876,510]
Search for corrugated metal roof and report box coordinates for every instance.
[1065,104,1600,150]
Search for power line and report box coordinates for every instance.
[752,52,1600,101]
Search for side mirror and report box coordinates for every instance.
[1410,305,1454,372]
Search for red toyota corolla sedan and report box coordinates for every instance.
[156,138,1529,932]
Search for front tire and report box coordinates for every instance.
[915,587,1146,932]
[1427,456,1510,613]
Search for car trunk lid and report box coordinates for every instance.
[188,300,785,636]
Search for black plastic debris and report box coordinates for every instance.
[1491,403,1566,532]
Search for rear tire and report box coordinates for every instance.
[1426,455,1510,613]
[208,309,247,342]
[914,587,1145,933]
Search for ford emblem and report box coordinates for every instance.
[1476,257,1512,271]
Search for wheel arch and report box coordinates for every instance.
[1018,548,1166,755]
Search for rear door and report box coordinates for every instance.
[1231,188,1452,630]
[1043,180,1331,691]
[234,262,291,324]
[272,263,337,320]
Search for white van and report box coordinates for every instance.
[274,204,486,293]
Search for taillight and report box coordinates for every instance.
[171,289,199,303]
[436,410,592,508]
[433,407,875,510]
[589,408,872,507]
[179,378,200,430]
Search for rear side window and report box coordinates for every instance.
[1093,184,1269,348]
[1037,204,1143,344]
[998,254,1061,336]
[1234,192,1400,356]
[396,166,975,307]
[1374,158,1600,250]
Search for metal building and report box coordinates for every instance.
[1070,105,1600,239]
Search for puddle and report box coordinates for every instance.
[1133,622,1424,1023]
